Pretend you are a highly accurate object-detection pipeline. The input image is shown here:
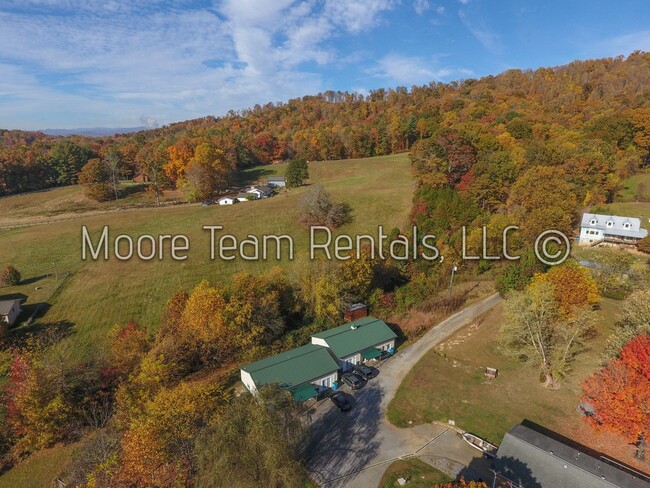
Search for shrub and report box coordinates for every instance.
[1,265,21,286]
[299,185,352,229]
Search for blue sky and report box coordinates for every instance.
[0,0,649,130]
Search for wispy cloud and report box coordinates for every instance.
[589,30,650,56]
[371,53,473,85]
[0,0,398,129]
[458,9,501,54]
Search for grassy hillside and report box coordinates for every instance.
[0,154,413,359]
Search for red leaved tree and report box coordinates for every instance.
[581,335,650,450]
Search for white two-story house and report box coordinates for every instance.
[579,213,648,246]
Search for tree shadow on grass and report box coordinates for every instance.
[15,274,50,286]
[1,319,75,351]
[237,167,276,187]
[304,381,383,487]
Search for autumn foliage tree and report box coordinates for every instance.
[501,280,597,387]
[1,264,21,286]
[78,157,113,202]
[581,335,650,450]
[531,260,600,316]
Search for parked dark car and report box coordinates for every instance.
[329,392,351,411]
[341,372,363,390]
[378,350,392,361]
[201,200,214,206]
[354,364,373,380]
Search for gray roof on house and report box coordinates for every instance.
[0,299,20,316]
[241,343,339,390]
[493,424,650,488]
[581,213,648,239]
[268,176,285,181]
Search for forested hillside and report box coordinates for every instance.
[2,52,650,200]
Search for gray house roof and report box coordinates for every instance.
[492,424,650,488]
[581,213,648,240]
[0,299,20,316]
[268,176,285,182]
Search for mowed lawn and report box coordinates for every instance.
[387,298,621,446]
[0,154,414,359]
[378,458,453,487]
[0,182,186,228]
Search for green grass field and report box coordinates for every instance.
[378,458,453,488]
[387,298,621,445]
[0,154,413,359]
[0,443,75,488]
[615,170,650,202]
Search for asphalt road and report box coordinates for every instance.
[305,292,502,488]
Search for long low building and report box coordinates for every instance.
[240,343,340,401]
[240,316,397,399]
[311,317,397,372]
[492,423,650,488]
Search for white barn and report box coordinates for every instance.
[267,176,286,187]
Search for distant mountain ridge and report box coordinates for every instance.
[41,127,146,137]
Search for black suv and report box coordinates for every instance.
[354,364,373,380]
[329,392,351,411]
[341,372,363,390]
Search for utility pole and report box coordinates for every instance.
[449,265,458,295]
[52,262,59,281]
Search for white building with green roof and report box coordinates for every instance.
[311,317,397,372]
[240,343,340,401]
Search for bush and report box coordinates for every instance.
[637,235,650,254]
[1,265,21,286]
[299,185,352,229]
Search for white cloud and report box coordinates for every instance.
[413,0,430,15]
[0,0,398,129]
[371,53,472,85]
[458,10,501,54]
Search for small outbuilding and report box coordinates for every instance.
[236,192,256,202]
[0,299,22,327]
[311,317,397,372]
[267,176,286,187]
[240,343,340,401]
[218,196,237,205]
[247,185,272,198]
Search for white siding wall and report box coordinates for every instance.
[311,337,329,348]
[240,370,257,394]
[340,353,361,371]
[579,226,604,245]
[311,371,338,390]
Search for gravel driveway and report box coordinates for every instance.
[305,293,502,487]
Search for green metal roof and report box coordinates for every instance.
[312,317,397,358]
[291,383,319,402]
[241,343,339,390]
[361,347,382,360]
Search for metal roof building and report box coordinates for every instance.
[492,423,650,488]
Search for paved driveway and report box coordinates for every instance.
[305,293,502,487]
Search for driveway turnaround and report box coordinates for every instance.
[306,293,502,488]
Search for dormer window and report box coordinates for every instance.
[606,220,614,228]
[623,222,631,229]
[590,219,597,225]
